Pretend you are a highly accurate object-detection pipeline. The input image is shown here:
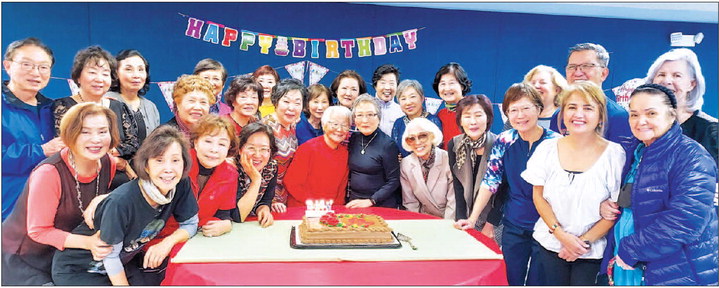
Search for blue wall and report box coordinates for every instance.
[3,2,716,133]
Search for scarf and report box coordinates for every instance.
[445,102,457,112]
[401,111,429,125]
[418,147,436,182]
[139,179,176,206]
[455,133,486,169]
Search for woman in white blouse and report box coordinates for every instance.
[399,118,455,219]
[520,81,625,285]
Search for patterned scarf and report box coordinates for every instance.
[418,147,436,183]
[445,102,457,112]
[455,133,486,170]
[237,159,278,212]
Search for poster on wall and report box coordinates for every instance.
[612,78,643,110]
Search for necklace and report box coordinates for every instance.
[69,152,101,214]
[77,93,85,103]
[360,131,378,155]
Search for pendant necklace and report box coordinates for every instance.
[360,132,378,155]
[69,152,101,214]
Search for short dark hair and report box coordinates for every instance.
[71,46,117,87]
[133,125,192,181]
[371,64,400,88]
[271,78,307,107]
[455,94,494,134]
[631,83,678,109]
[304,84,331,117]
[4,37,55,66]
[432,62,472,96]
[330,70,368,102]
[501,83,544,116]
[237,122,278,157]
[193,58,227,85]
[110,49,151,96]
[224,75,264,110]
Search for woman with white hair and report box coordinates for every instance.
[645,48,717,165]
[284,105,352,207]
[399,118,454,219]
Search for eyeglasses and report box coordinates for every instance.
[325,121,350,131]
[354,113,378,120]
[405,132,430,145]
[566,63,602,72]
[507,105,537,116]
[9,60,51,75]
[244,146,271,155]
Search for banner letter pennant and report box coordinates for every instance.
[308,61,329,85]
[285,61,307,83]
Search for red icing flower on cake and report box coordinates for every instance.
[320,213,340,226]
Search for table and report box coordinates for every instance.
[162,206,507,285]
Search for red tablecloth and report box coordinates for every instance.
[162,206,507,285]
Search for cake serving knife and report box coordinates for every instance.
[396,233,417,250]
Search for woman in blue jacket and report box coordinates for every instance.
[602,84,718,285]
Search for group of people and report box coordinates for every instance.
[1,36,717,286]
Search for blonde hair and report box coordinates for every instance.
[60,102,120,152]
[172,74,216,109]
[557,81,608,136]
[523,65,569,107]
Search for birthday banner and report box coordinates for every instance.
[182,13,420,59]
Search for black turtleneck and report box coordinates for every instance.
[347,129,401,208]
[196,160,215,197]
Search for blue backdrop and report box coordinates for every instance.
[3,2,716,133]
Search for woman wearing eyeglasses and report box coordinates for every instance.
[285,106,352,207]
[455,83,560,286]
[399,118,454,219]
[346,95,401,209]
[232,122,279,228]
[391,79,443,157]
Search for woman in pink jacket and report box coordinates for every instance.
[399,117,455,219]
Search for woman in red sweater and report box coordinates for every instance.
[284,105,352,207]
[432,63,473,148]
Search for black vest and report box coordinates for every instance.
[1,152,111,285]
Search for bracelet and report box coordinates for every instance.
[548,223,560,234]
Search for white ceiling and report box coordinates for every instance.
[362,2,718,24]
